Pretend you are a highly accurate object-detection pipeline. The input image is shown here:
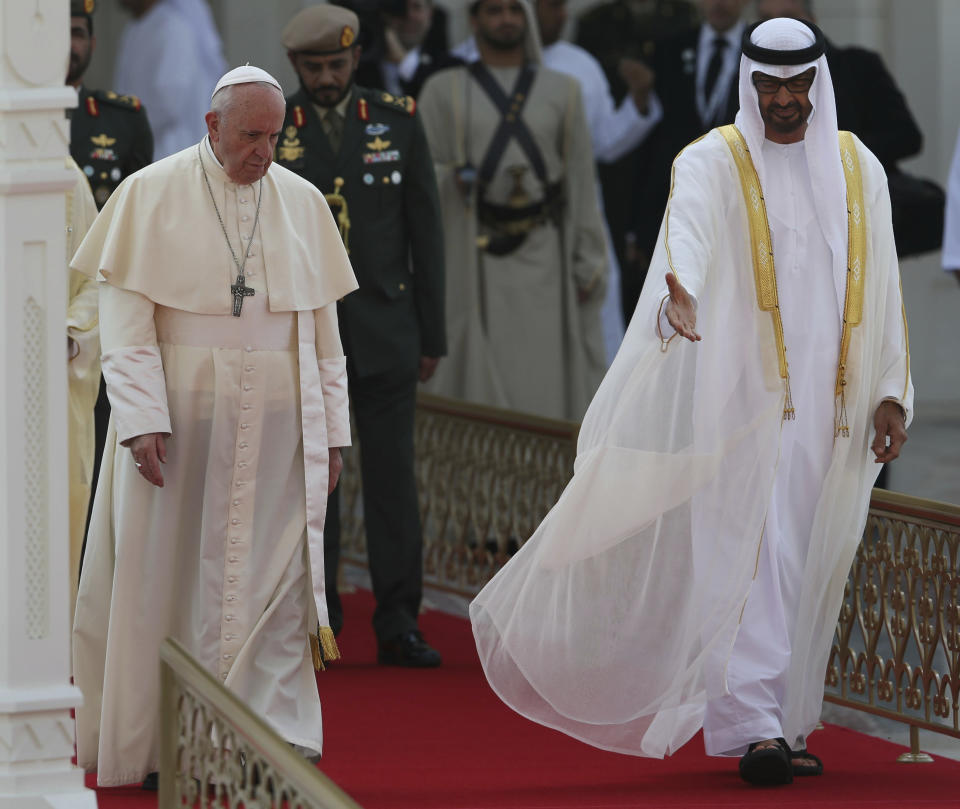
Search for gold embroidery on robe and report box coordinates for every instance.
[718,125,867,431]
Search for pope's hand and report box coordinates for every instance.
[871,400,907,463]
[126,432,167,487]
[664,273,701,342]
[328,447,343,495]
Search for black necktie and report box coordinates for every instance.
[703,36,728,105]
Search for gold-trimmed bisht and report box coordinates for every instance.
[836,131,867,437]
[717,125,867,432]
[310,625,341,671]
[718,125,794,421]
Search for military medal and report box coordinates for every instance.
[197,143,263,316]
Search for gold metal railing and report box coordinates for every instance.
[340,394,579,593]
[340,394,960,757]
[159,638,363,808]
[824,490,960,760]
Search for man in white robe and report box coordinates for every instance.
[71,66,357,788]
[115,0,227,158]
[944,126,960,285]
[469,17,911,787]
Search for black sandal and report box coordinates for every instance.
[738,737,794,785]
[790,748,824,776]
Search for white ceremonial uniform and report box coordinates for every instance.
[66,159,101,616]
[72,138,356,786]
[114,0,226,158]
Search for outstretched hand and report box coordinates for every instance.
[664,273,701,342]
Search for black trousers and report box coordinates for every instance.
[324,364,423,642]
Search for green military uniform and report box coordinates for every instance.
[70,87,153,209]
[275,84,446,646]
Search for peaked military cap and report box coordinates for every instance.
[281,5,360,55]
[71,0,95,17]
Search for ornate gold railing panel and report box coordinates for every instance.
[341,394,960,752]
[159,638,363,808]
[824,490,960,749]
[339,394,579,593]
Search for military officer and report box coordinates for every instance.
[279,4,446,667]
[68,0,154,210]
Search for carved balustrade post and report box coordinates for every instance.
[0,1,97,805]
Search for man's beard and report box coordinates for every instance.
[762,101,807,134]
[67,51,92,85]
[301,75,355,109]
[477,25,525,51]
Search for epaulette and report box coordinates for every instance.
[369,91,416,116]
[94,89,143,112]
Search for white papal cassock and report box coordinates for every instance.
[70,137,357,786]
[469,18,912,760]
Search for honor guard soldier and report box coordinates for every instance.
[279,4,446,667]
[68,0,154,209]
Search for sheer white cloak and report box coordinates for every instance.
[469,129,912,758]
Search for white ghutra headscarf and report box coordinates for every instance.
[735,16,848,304]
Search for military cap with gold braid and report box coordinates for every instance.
[281,4,360,55]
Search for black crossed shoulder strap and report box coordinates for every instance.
[468,61,547,185]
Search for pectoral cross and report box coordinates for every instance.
[231,275,255,316]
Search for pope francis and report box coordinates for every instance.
[70,66,357,787]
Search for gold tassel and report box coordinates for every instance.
[310,634,325,671]
[318,625,341,662]
[782,377,795,421]
[835,376,850,437]
[310,626,342,672]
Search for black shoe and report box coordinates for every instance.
[142,772,159,791]
[790,747,824,776]
[738,738,793,786]
[377,630,442,668]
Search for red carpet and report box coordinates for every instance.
[92,588,960,808]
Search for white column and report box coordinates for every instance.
[0,1,97,806]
